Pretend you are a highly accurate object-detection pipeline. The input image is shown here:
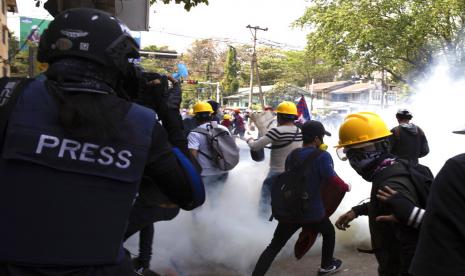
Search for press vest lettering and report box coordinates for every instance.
[35,134,132,169]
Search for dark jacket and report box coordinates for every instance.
[0,79,192,273]
[352,162,421,276]
[410,154,465,276]
[389,124,429,164]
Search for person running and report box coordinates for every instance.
[252,120,348,276]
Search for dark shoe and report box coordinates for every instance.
[318,258,342,275]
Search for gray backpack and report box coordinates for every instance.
[192,125,239,171]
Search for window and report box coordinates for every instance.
[372,91,381,101]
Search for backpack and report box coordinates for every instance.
[192,124,239,171]
[270,149,323,221]
[397,159,433,208]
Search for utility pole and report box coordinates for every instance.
[246,24,267,109]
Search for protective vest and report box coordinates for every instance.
[0,80,156,266]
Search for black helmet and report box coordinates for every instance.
[38,8,139,74]
[396,109,413,120]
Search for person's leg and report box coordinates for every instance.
[259,171,279,218]
[137,224,155,269]
[314,218,336,268]
[252,223,301,276]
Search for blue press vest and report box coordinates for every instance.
[0,80,156,266]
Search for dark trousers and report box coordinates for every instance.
[124,204,179,267]
[252,218,335,276]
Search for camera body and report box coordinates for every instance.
[123,63,169,104]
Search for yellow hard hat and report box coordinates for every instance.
[223,114,232,120]
[336,112,392,148]
[276,101,298,116]
[193,101,214,114]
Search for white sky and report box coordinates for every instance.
[8,0,311,53]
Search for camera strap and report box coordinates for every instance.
[0,77,34,150]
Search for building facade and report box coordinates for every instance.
[1,0,18,77]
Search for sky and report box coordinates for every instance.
[8,0,311,53]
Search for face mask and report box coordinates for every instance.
[347,148,384,181]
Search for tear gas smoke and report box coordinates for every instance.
[126,61,465,274]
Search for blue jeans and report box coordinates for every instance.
[259,171,280,218]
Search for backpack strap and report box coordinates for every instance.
[0,77,34,149]
[190,126,214,160]
[268,127,300,150]
[299,148,323,170]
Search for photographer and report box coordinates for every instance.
[124,73,201,275]
[0,8,203,276]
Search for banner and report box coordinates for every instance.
[19,17,51,50]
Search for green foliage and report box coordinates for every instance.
[149,0,208,11]
[8,33,29,77]
[139,45,177,75]
[221,46,240,96]
[296,0,465,83]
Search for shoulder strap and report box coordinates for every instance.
[299,149,323,169]
[190,126,213,160]
[0,77,34,148]
[269,127,300,150]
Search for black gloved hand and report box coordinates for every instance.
[377,186,424,228]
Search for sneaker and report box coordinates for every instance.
[318,258,342,275]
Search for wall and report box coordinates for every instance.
[0,0,9,77]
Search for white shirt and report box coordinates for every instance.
[188,122,230,176]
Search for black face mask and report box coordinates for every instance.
[347,148,384,181]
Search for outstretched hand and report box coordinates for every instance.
[335,210,357,231]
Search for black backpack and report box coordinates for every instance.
[397,159,434,208]
[270,149,323,222]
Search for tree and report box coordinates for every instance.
[220,46,239,96]
[149,0,208,11]
[8,33,29,77]
[295,0,465,83]
[183,39,223,82]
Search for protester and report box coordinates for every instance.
[207,100,222,123]
[233,109,246,138]
[388,109,429,164]
[334,112,423,276]
[252,120,348,276]
[188,102,231,202]
[247,101,302,217]
[0,9,204,275]
[409,127,465,276]
[221,113,233,132]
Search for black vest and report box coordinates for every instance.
[0,80,156,266]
